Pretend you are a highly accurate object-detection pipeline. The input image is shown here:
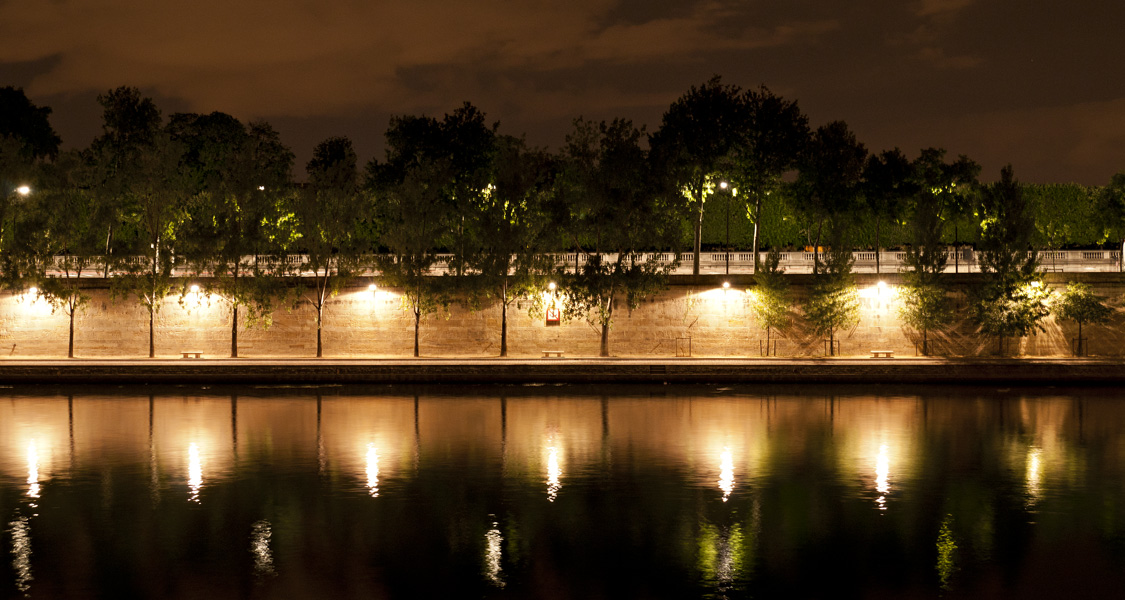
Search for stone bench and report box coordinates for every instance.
[542,350,565,358]
[869,350,894,358]
[181,351,204,359]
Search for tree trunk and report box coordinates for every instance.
[693,191,703,276]
[68,308,75,358]
[148,307,155,358]
[414,309,421,358]
[875,217,881,274]
[923,328,928,356]
[752,195,763,272]
[829,329,835,356]
[231,305,239,358]
[599,300,613,357]
[316,304,323,358]
[813,221,824,275]
[1078,321,1084,356]
[500,300,508,358]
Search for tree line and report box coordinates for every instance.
[2,80,1124,359]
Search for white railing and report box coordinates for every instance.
[36,249,1125,278]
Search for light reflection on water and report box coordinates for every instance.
[1,386,1125,598]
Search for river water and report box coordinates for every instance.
[2,384,1124,599]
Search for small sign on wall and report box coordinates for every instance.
[546,306,561,326]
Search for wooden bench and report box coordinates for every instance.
[870,350,894,358]
[181,351,204,359]
[542,350,565,358]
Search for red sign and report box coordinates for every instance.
[546,307,561,325]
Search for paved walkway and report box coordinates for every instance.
[1,356,1121,385]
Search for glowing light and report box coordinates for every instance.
[16,185,31,196]
[26,440,40,499]
[366,443,380,497]
[250,520,275,577]
[875,444,890,510]
[9,517,32,593]
[546,444,561,502]
[548,281,557,291]
[190,284,200,294]
[27,286,38,297]
[877,280,887,291]
[257,185,266,191]
[719,181,728,190]
[188,443,202,503]
[1026,446,1042,506]
[718,447,734,502]
[936,514,958,589]
[722,281,730,289]
[484,520,504,588]
[1030,281,1041,289]
[368,283,377,292]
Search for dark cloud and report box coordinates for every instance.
[0,0,1122,183]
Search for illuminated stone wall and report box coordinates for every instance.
[1,275,1123,358]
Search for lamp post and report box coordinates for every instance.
[718,182,736,275]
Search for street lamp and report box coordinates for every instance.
[16,185,31,196]
[718,181,734,274]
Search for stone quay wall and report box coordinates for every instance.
[1,273,1123,359]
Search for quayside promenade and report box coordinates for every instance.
[1,357,1123,385]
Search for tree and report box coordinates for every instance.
[111,132,192,358]
[803,225,859,356]
[649,76,745,275]
[463,135,556,356]
[912,148,979,272]
[862,148,915,273]
[439,103,498,277]
[898,184,952,355]
[729,87,808,271]
[1096,171,1125,272]
[0,86,61,161]
[87,86,163,277]
[1,87,61,265]
[87,88,188,357]
[557,118,678,357]
[1053,282,1113,356]
[297,136,365,358]
[792,121,867,274]
[368,113,458,358]
[171,113,295,357]
[7,151,103,357]
[971,166,1047,354]
[749,247,790,355]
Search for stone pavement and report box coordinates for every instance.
[0,356,1122,385]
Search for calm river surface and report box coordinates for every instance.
[3,384,1125,599]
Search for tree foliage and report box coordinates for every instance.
[728,87,808,269]
[750,247,791,351]
[802,226,859,355]
[792,121,867,273]
[650,76,745,275]
[463,135,556,356]
[1053,282,1114,355]
[298,136,364,357]
[558,118,677,356]
[171,112,295,356]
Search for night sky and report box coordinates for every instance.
[2,0,1122,184]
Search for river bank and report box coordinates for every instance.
[1,357,1122,385]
